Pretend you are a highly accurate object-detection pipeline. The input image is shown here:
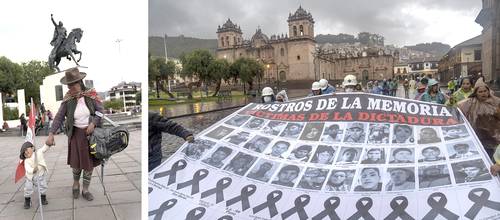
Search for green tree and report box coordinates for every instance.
[230,58,264,94]
[103,99,124,111]
[20,61,52,104]
[180,50,214,97]
[207,59,230,96]
[157,59,177,98]
[148,54,161,98]
[0,57,23,96]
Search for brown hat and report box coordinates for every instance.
[60,67,87,85]
[474,78,488,89]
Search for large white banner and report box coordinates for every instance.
[149,93,500,220]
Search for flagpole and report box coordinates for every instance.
[29,98,44,220]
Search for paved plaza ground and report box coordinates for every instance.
[0,130,141,220]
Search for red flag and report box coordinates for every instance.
[15,160,25,183]
[25,98,36,144]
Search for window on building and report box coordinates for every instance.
[280,48,285,56]
[55,85,63,101]
[297,55,300,60]
[221,37,224,47]
[233,37,236,45]
[225,36,229,47]
[474,50,481,61]
[293,26,297,37]
[299,25,304,36]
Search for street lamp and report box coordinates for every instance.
[266,64,270,84]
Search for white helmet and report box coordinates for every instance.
[342,75,357,87]
[311,82,321,91]
[262,87,274,96]
[319,79,328,90]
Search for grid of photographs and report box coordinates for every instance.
[180,115,494,193]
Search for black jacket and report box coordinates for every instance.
[148,112,192,171]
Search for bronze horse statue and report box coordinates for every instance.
[48,28,83,72]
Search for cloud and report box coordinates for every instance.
[149,0,483,46]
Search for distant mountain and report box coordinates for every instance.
[149,35,217,58]
[404,42,450,57]
[315,32,384,46]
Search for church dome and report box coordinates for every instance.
[251,28,269,44]
[217,18,242,34]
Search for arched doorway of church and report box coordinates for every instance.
[362,70,369,81]
[279,71,286,81]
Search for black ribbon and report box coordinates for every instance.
[384,196,414,220]
[226,184,257,211]
[148,198,177,220]
[281,194,310,220]
[185,207,206,220]
[176,169,209,195]
[347,197,375,220]
[312,196,341,220]
[422,192,459,220]
[252,190,282,218]
[153,159,187,186]
[148,187,153,194]
[217,215,233,220]
[465,188,500,219]
[200,177,232,204]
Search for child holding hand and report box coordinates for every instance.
[20,142,53,209]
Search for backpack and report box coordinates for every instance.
[89,116,129,160]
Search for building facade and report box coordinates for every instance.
[407,57,439,79]
[438,35,482,83]
[476,0,500,86]
[216,6,316,85]
[216,6,398,87]
[106,82,141,111]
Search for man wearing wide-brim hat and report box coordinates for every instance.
[45,67,103,201]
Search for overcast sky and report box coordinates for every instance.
[149,0,483,47]
[0,0,146,92]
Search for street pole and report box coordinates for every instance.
[122,90,126,112]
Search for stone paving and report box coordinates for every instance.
[0,130,141,220]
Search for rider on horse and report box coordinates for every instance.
[50,14,67,56]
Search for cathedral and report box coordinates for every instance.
[216,6,397,87]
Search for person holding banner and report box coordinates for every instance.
[19,142,52,209]
[446,76,473,107]
[458,78,500,159]
[45,68,105,201]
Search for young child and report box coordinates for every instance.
[20,142,52,209]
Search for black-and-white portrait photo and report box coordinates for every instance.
[389,148,415,164]
[244,117,266,130]
[447,142,479,159]
[442,125,469,141]
[261,121,287,136]
[324,170,355,191]
[297,168,328,190]
[336,147,362,164]
[343,122,367,143]
[271,164,302,187]
[320,123,344,143]
[392,124,414,144]
[418,146,446,162]
[246,159,279,182]
[361,148,386,164]
[451,159,492,183]
[223,152,258,176]
[224,131,251,146]
[367,123,390,144]
[299,123,324,141]
[385,167,415,191]
[279,122,304,139]
[417,127,442,144]
[354,167,383,191]
[224,115,251,127]
[418,165,452,188]
[181,139,216,160]
[205,126,235,140]
[264,141,291,158]
[201,146,233,168]
[243,135,272,153]
[310,145,337,165]
[287,144,313,162]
